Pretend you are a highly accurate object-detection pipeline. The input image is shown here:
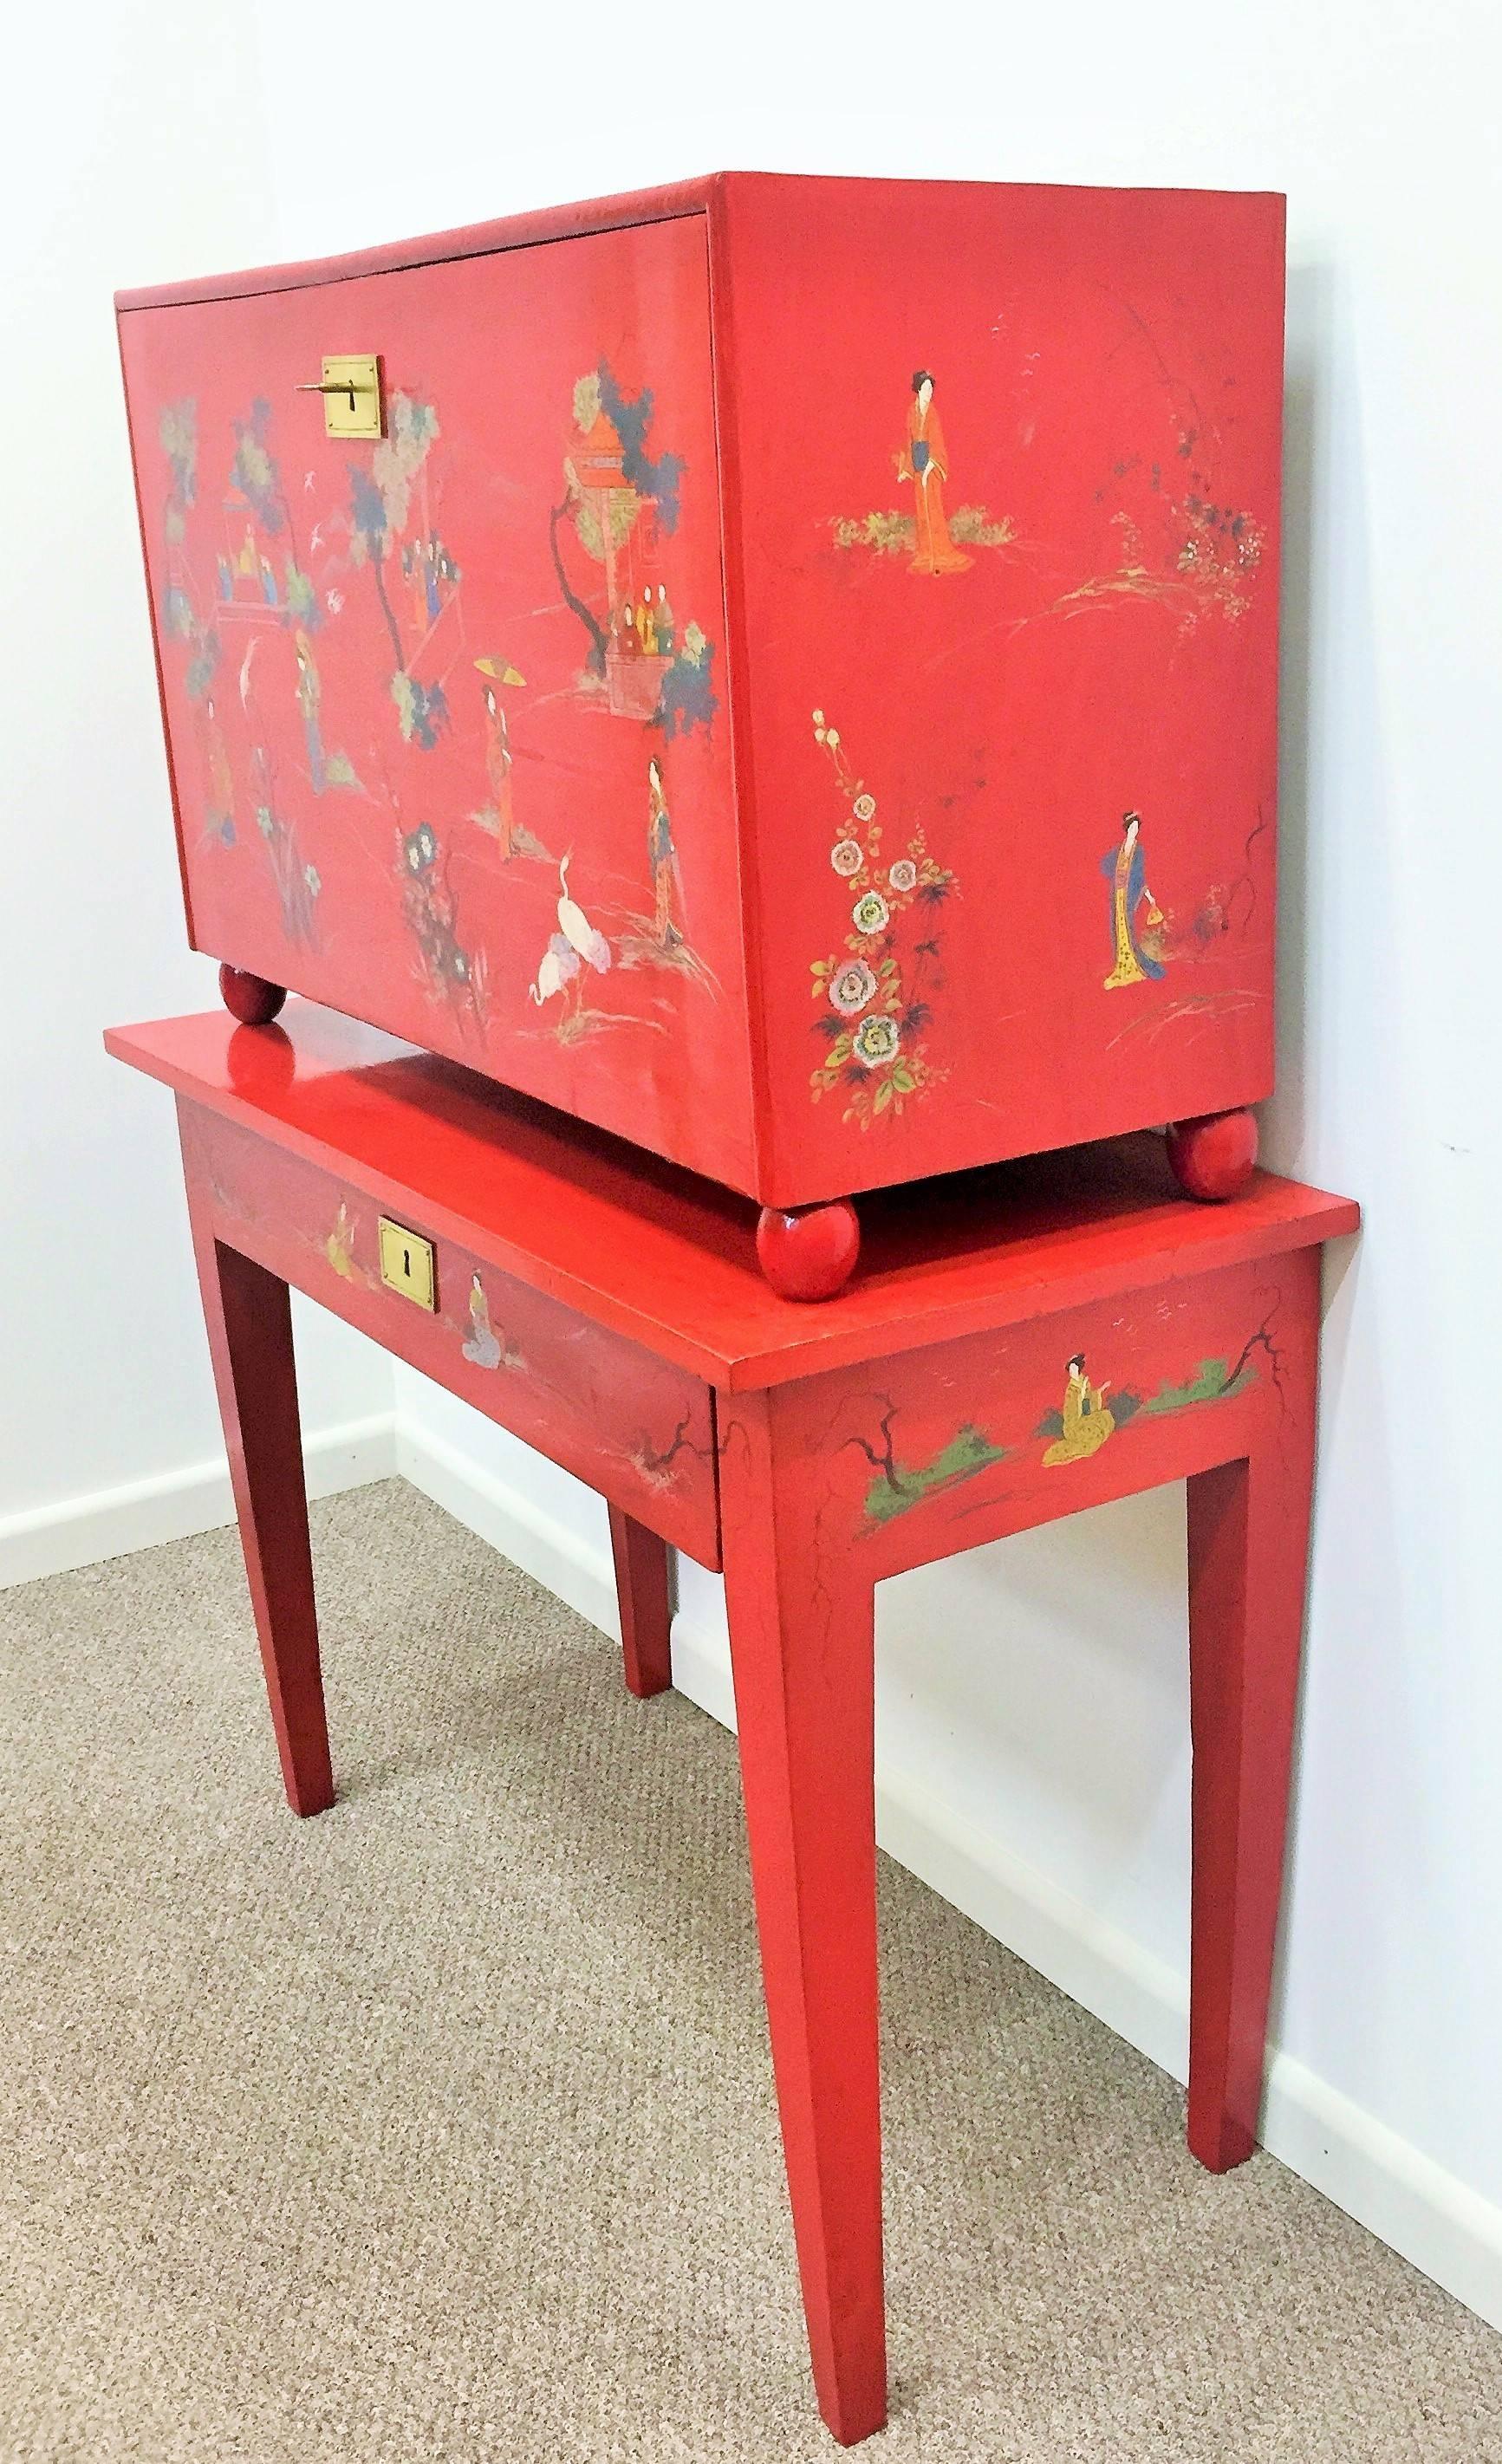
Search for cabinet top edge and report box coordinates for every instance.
[114,176,722,314]
[114,170,1287,315]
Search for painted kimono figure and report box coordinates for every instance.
[462,1272,503,1369]
[325,1202,357,1282]
[482,685,515,857]
[653,583,674,657]
[896,372,972,576]
[197,696,235,844]
[647,756,682,947]
[294,630,326,793]
[1102,810,1166,989]
[1042,1355,1116,1467]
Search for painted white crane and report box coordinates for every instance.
[527,942,575,1006]
[529,855,612,1008]
[555,855,612,974]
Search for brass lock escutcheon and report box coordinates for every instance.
[378,1217,437,1311]
[296,354,384,439]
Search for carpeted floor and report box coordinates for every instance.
[3,1481,1500,2462]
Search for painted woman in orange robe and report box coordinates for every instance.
[897,372,972,575]
[482,684,515,857]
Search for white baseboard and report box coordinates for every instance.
[0,1413,397,1590]
[398,1423,1502,2343]
[393,1418,621,1639]
[10,1414,1500,2342]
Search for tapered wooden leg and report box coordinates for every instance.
[183,1160,333,1817]
[1186,1265,1318,2168]
[719,1394,886,2445]
[608,1505,673,1699]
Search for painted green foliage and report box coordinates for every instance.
[863,1423,1010,1525]
[863,1346,1262,1531]
[1033,1354,1256,1440]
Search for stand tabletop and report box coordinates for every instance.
[107,1003,1359,1393]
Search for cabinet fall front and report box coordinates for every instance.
[118,172,1284,1213]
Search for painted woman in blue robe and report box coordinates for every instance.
[1102,809,1166,988]
[294,630,326,793]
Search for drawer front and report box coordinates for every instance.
[122,218,753,1196]
[182,1108,721,1565]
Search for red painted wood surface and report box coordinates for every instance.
[1185,1265,1318,2167]
[118,172,1284,1213]
[1167,1104,1260,1201]
[106,1004,1357,1391]
[755,1197,862,1303]
[719,1391,886,2444]
[608,1507,673,1700]
[120,214,751,1193]
[218,962,286,1025]
[707,1245,1325,2423]
[183,1160,333,1815]
[180,1101,720,1565]
[112,1002,1356,2447]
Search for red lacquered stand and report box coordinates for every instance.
[107,1002,1357,2448]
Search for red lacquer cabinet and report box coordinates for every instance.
[118,173,1284,1286]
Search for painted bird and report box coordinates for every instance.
[555,855,611,974]
[528,937,578,1006]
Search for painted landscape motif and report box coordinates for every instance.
[555,366,718,735]
[855,1341,1262,1529]
[154,347,727,1061]
[829,308,1266,639]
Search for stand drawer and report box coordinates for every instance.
[180,1104,720,1566]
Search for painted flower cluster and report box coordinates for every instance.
[808,712,955,1127]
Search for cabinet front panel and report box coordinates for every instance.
[121,218,754,1193]
[720,179,1284,1205]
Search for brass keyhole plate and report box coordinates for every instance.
[306,354,384,439]
[378,1216,437,1310]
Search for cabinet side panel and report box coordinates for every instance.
[720,176,1284,1207]
[118,217,756,1194]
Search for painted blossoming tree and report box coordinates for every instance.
[157,399,221,705]
[808,712,956,1128]
[347,390,451,748]
[555,364,717,735]
[227,399,321,629]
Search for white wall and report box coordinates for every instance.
[0,7,393,1577]
[7,0,1502,2337]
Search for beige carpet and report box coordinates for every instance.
[3,1481,1499,2463]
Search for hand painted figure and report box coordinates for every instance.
[1102,810,1166,988]
[647,756,682,947]
[198,695,236,845]
[482,684,515,857]
[294,631,326,793]
[462,1271,503,1368]
[1042,1354,1116,1466]
[896,373,972,575]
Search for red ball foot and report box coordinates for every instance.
[218,963,287,1026]
[756,1199,862,1302]
[1167,1107,1259,1202]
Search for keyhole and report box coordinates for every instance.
[403,1247,412,1278]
